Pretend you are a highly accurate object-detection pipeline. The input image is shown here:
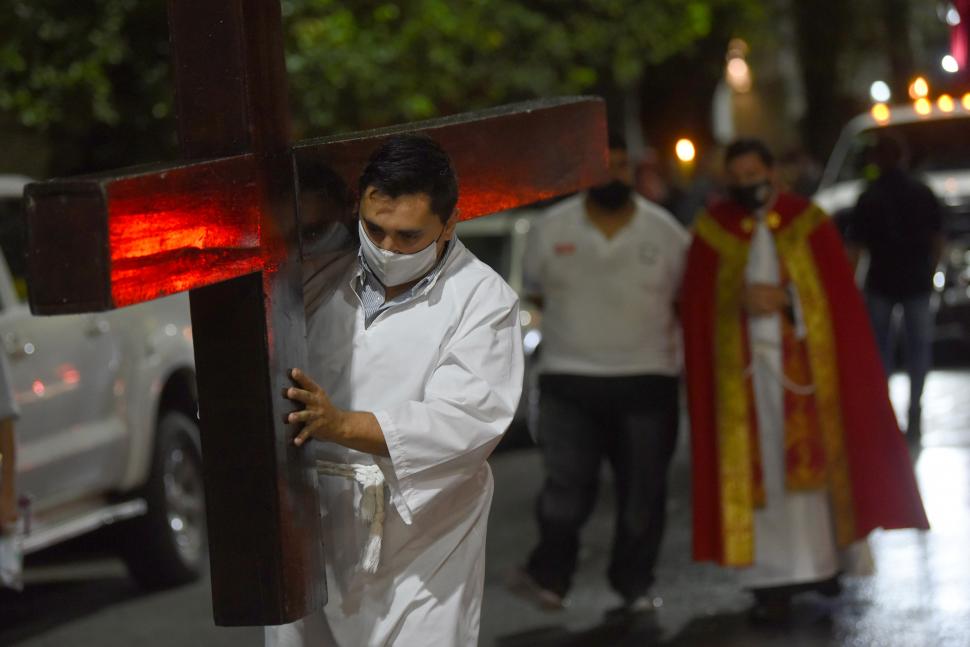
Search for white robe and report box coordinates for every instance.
[737,221,840,589]
[266,238,524,646]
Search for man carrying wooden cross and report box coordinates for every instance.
[266,134,523,647]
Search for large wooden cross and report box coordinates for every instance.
[24,0,606,627]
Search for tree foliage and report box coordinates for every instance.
[1,0,760,174]
[0,0,172,173]
[281,0,756,135]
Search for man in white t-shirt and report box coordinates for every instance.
[511,133,689,615]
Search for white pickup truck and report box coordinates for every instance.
[0,174,205,590]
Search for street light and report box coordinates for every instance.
[725,37,752,93]
[726,57,752,93]
[939,94,956,113]
[963,93,970,111]
[914,97,932,116]
[675,138,696,163]
[871,103,891,123]
[946,5,962,26]
[942,55,960,74]
[870,81,892,103]
[909,77,930,99]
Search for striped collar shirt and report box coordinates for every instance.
[354,240,455,328]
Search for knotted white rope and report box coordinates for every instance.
[745,341,817,396]
[315,460,386,573]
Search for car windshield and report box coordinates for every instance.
[835,116,970,183]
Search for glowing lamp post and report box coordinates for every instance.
[675,138,697,164]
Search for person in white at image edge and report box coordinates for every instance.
[0,351,22,590]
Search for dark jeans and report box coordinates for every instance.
[866,291,932,432]
[526,373,679,600]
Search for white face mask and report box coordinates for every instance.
[358,218,444,287]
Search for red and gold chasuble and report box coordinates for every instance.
[682,193,929,567]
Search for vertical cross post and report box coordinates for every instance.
[166,0,324,625]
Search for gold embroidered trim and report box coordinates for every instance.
[695,214,755,565]
[775,206,857,546]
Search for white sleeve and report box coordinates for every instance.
[522,219,544,297]
[372,283,524,523]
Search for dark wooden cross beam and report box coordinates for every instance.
[24,0,607,628]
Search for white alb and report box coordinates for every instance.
[265,237,524,647]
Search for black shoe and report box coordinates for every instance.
[748,597,792,626]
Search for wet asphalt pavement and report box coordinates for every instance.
[2,371,969,647]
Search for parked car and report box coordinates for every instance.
[457,209,543,447]
[813,101,970,349]
[0,175,204,590]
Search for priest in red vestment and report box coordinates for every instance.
[681,138,928,621]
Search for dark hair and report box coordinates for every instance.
[725,138,775,168]
[607,130,627,152]
[358,134,459,223]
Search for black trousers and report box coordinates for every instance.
[526,373,680,599]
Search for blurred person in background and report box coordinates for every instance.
[0,353,21,589]
[681,138,928,623]
[846,136,945,442]
[510,132,689,617]
[776,148,822,198]
[635,148,686,218]
[675,146,724,228]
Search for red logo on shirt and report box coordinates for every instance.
[554,242,576,256]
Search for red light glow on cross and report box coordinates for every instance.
[293,110,606,224]
[455,183,561,221]
[105,156,270,307]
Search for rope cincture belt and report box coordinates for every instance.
[746,340,817,396]
[315,460,386,573]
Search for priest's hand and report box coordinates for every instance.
[285,368,389,456]
[743,283,790,316]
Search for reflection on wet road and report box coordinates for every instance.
[482,370,970,646]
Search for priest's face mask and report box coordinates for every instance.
[725,151,777,213]
[588,147,634,211]
[357,186,458,286]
